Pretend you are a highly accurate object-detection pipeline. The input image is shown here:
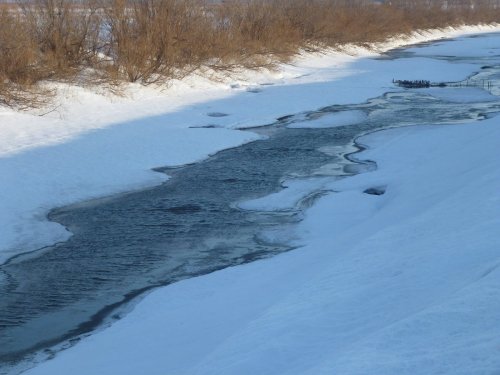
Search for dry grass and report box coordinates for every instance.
[103,0,219,83]
[20,0,103,79]
[0,9,48,107]
[1,0,500,107]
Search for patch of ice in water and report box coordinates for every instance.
[237,177,335,212]
[318,144,359,157]
[421,87,498,103]
[287,110,366,129]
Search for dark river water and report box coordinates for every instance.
[1,36,500,371]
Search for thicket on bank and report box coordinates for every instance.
[1,0,499,107]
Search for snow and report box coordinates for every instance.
[406,31,500,57]
[2,24,500,375]
[21,118,500,375]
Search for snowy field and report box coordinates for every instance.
[1,24,499,374]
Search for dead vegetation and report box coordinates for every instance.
[0,9,45,107]
[1,0,500,107]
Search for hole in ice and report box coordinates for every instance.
[363,186,386,195]
[207,112,229,117]
[190,124,219,128]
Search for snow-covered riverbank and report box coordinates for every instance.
[2,25,500,374]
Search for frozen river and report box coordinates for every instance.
[2,33,500,370]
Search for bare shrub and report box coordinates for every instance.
[1,0,500,107]
[20,0,103,80]
[103,0,217,83]
[0,8,51,107]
